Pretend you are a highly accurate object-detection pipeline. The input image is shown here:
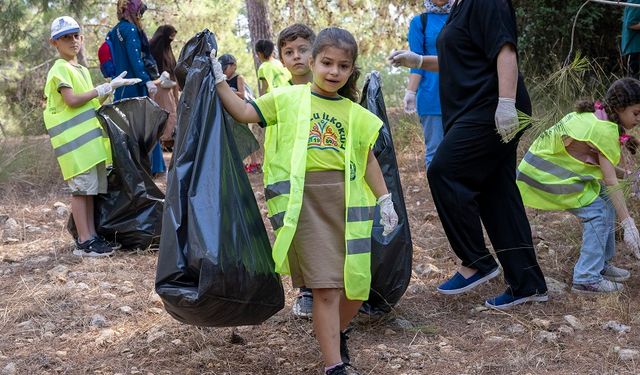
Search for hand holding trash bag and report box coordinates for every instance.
[209,49,227,84]
[377,193,398,236]
[95,71,142,97]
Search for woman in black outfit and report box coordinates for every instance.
[389,0,547,309]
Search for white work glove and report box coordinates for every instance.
[387,50,423,69]
[95,83,112,97]
[622,217,640,259]
[159,71,177,89]
[110,71,141,89]
[403,89,417,114]
[495,97,519,143]
[377,193,398,236]
[95,71,142,97]
[146,80,157,97]
[209,49,227,85]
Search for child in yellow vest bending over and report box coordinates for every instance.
[44,16,139,257]
[212,27,398,375]
[517,78,640,294]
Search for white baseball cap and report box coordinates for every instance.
[50,16,81,40]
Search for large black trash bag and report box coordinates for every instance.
[155,30,284,327]
[68,97,167,250]
[359,71,414,316]
[175,29,258,161]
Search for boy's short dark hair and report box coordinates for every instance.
[277,24,316,59]
[255,39,275,57]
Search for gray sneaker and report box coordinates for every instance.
[292,290,313,318]
[571,279,624,294]
[601,264,631,282]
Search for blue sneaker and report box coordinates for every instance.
[485,291,549,310]
[437,267,500,295]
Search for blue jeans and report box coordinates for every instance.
[420,115,444,172]
[568,192,615,284]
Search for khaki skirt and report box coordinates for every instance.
[288,170,346,289]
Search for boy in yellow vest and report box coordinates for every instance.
[255,39,292,96]
[275,23,317,318]
[44,16,139,257]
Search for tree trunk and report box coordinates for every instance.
[245,0,273,72]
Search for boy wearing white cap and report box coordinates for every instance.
[45,16,140,257]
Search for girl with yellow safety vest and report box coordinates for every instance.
[517,78,640,295]
[212,27,398,375]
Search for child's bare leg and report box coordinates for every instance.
[339,294,362,331]
[85,195,97,238]
[312,288,342,366]
[71,196,92,242]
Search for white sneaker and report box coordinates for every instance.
[571,279,624,294]
[601,264,630,282]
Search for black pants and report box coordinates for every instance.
[427,122,547,296]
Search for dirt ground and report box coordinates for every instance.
[2,117,640,375]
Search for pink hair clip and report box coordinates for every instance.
[620,134,632,145]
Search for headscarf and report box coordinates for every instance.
[117,0,147,29]
[424,0,452,14]
[150,25,177,80]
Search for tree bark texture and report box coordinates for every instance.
[245,0,273,72]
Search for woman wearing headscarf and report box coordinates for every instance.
[404,0,451,171]
[108,0,166,176]
[150,25,179,152]
[389,0,547,310]
[108,0,156,100]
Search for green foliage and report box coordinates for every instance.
[519,54,614,146]
[513,0,623,76]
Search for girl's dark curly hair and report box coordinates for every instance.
[575,78,640,154]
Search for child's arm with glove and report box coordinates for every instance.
[364,150,398,236]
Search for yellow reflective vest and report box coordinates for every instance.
[43,59,110,180]
[517,112,621,210]
[262,84,382,300]
[257,59,292,93]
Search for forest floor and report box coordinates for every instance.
[1,112,640,375]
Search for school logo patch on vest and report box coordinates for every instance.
[309,112,346,152]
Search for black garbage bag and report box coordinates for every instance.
[155,30,284,327]
[359,71,413,316]
[225,111,260,160]
[175,29,258,161]
[68,97,167,250]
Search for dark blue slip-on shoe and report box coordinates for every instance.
[436,267,500,295]
[485,291,549,310]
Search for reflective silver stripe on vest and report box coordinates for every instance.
[53,128,104,158]
[346,238,370,255]
[516,171,585,194]
[269,211,285,231]
[523,152,595,181]
[47,109,97,138]
[347,206,375,222]
[265,181,291,200]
